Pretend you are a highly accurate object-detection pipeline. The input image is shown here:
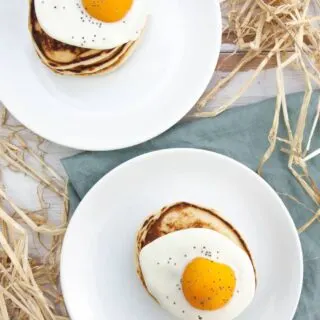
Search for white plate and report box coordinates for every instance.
[0,1,221,151]
[61,148,303,320]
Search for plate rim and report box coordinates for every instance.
[60,148,303,320]
[0,1,222,151]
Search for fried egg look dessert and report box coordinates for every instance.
[29,0,147,76]
[136,202,256,320]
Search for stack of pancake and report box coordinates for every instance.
[136,202,254,290]
[28,0,140,76]
[136,202,257,320]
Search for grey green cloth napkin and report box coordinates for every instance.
[63,92,320,319]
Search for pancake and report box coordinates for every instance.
[28,0,141,76]
[136,202,254,291]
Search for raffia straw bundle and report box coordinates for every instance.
[196,0,320,232]
[0,109,69,319]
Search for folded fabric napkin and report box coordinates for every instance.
[63,91,320,319]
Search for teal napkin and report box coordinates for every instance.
[63,92,320,319]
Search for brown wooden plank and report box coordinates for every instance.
[216,52,278,72]
[222,32,237,44]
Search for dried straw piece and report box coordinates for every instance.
[258,92,282,175]
[196,50,261,111]
[304,148,320,161]
[304,98,320,160]
[299,209,320,232]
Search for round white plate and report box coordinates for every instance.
[61,148,303,320]
[0,1,221,151]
